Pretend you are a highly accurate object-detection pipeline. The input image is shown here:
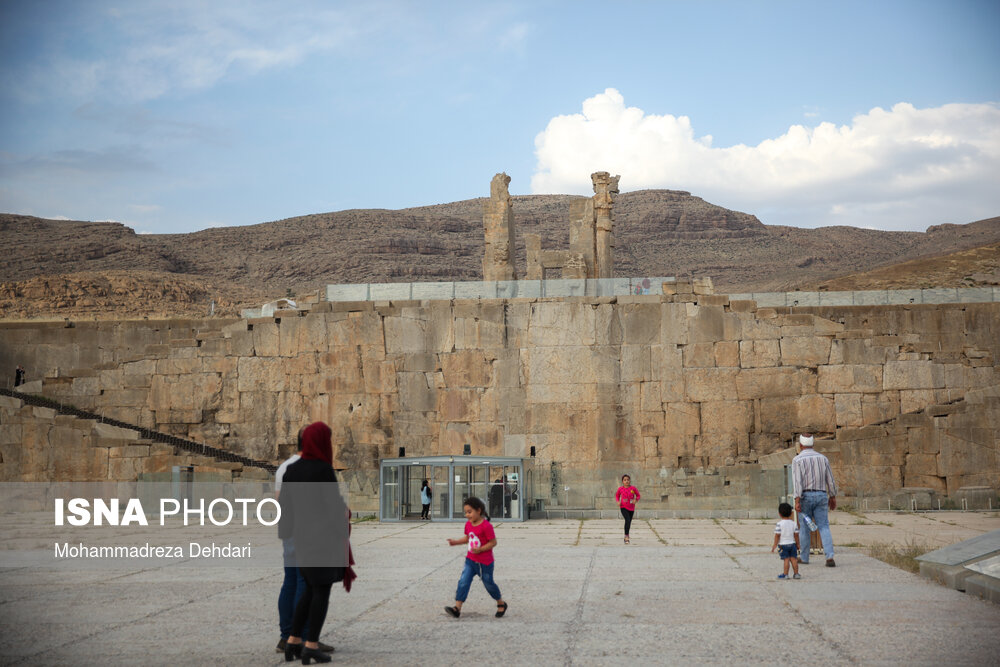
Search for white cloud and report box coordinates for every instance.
[21,1,367,103]
[532,89,1000,231]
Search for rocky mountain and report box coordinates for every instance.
[1,190,998,319]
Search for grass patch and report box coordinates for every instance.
[352,514,377,523]
[865,540,932,574]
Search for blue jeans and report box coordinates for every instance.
[279,538,310,639]
[455,557,502,602]
[799,491,834,561]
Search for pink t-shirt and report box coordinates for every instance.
[465,519,496,565]
[615,485,641,511]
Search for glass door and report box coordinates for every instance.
[505,466,521,519]
[432,465,450,520]
[381,464,400,520]
[405,465,429,520]
[488,466,506,519]
[469,465,487,509]
[452,466,470,519]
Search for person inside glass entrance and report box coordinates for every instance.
[489,476,505,518]
[420,479,432,520]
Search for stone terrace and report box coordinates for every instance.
[2,513,999,665]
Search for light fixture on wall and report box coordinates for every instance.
[463,444,471,455]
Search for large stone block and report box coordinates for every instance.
[437,388,481,422]
[900,389,936,414]
[528,301,597,347]
[904,452,941,477]
[839,464,903,497]
[397,372,438,412]
[682,342,716,368]
[834,393,863,427]
[525,382,598,404]
[714,341,740,368]
[829,338,892,365]
[621,303,661,345]
[862,392,900,424]
[736,367,816,400]
[684,368,740,401]
[440,350,492,388]
[759,394,835,432]
[525,404,571,434]
[251,321,279,356]
[780,336,831,367]
[739,339,780,368]
[620,345,651,383]
[700,400,752,439]
[639,382,661,412]
[740,317,782,341]
[659,303,689,344]
[383,315,429,354]
[688,305,726,343]
[523,346,618,385]
[817,364,883,394]
[883,360,943,390]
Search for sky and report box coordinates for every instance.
[1,0,998,234]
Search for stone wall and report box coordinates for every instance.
[1,295,998,510]
[0,394,263,483]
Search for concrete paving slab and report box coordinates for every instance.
[917,528,1000,566]
[3,516,1000,666]
[916,528,1000,590]
[965,552,1000,578]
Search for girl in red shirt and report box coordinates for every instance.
[444,496,508,618]
[615,474,641,544]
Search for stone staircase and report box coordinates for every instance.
[1,387,276,480]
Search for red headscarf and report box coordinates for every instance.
[300,421,333,464]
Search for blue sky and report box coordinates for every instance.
[1,0,998,234]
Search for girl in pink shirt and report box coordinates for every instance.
[615,474,641,544]
[444,496,508,619]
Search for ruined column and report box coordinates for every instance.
[568,199,596,278]
[524,233,542,280]
[482,172,518,281]
[591,171,620,279]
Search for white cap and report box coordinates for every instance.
[799,434,814,447]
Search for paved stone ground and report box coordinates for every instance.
[2,513,1000,666]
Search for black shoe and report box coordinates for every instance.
[445,605,460,618]
[316,641,334,653]
[496,601,508,618]
[276,638,287,653]
[826,558,836,567]
[284,641,303,662]
[301,646,332,664]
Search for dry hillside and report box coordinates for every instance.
[1,190,998,319]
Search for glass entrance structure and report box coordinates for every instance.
[379,455,530,522]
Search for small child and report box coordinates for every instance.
[771,502,801,580]
[444,496,508,618]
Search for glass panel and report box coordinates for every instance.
[408,465,429,519]
[452,466,469,519]
[381,465,399,521]
[506,466,521,520]
[432,466,449,520]
[488,466,506,519]
[469,465,488,508]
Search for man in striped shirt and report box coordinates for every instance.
[792,433,838,567]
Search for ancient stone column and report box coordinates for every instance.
[524,233,542,280]
[591,172,620,279]
[482,173,518,281]
[568,199,596,278]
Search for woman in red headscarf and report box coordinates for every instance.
[279,422,351,664]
